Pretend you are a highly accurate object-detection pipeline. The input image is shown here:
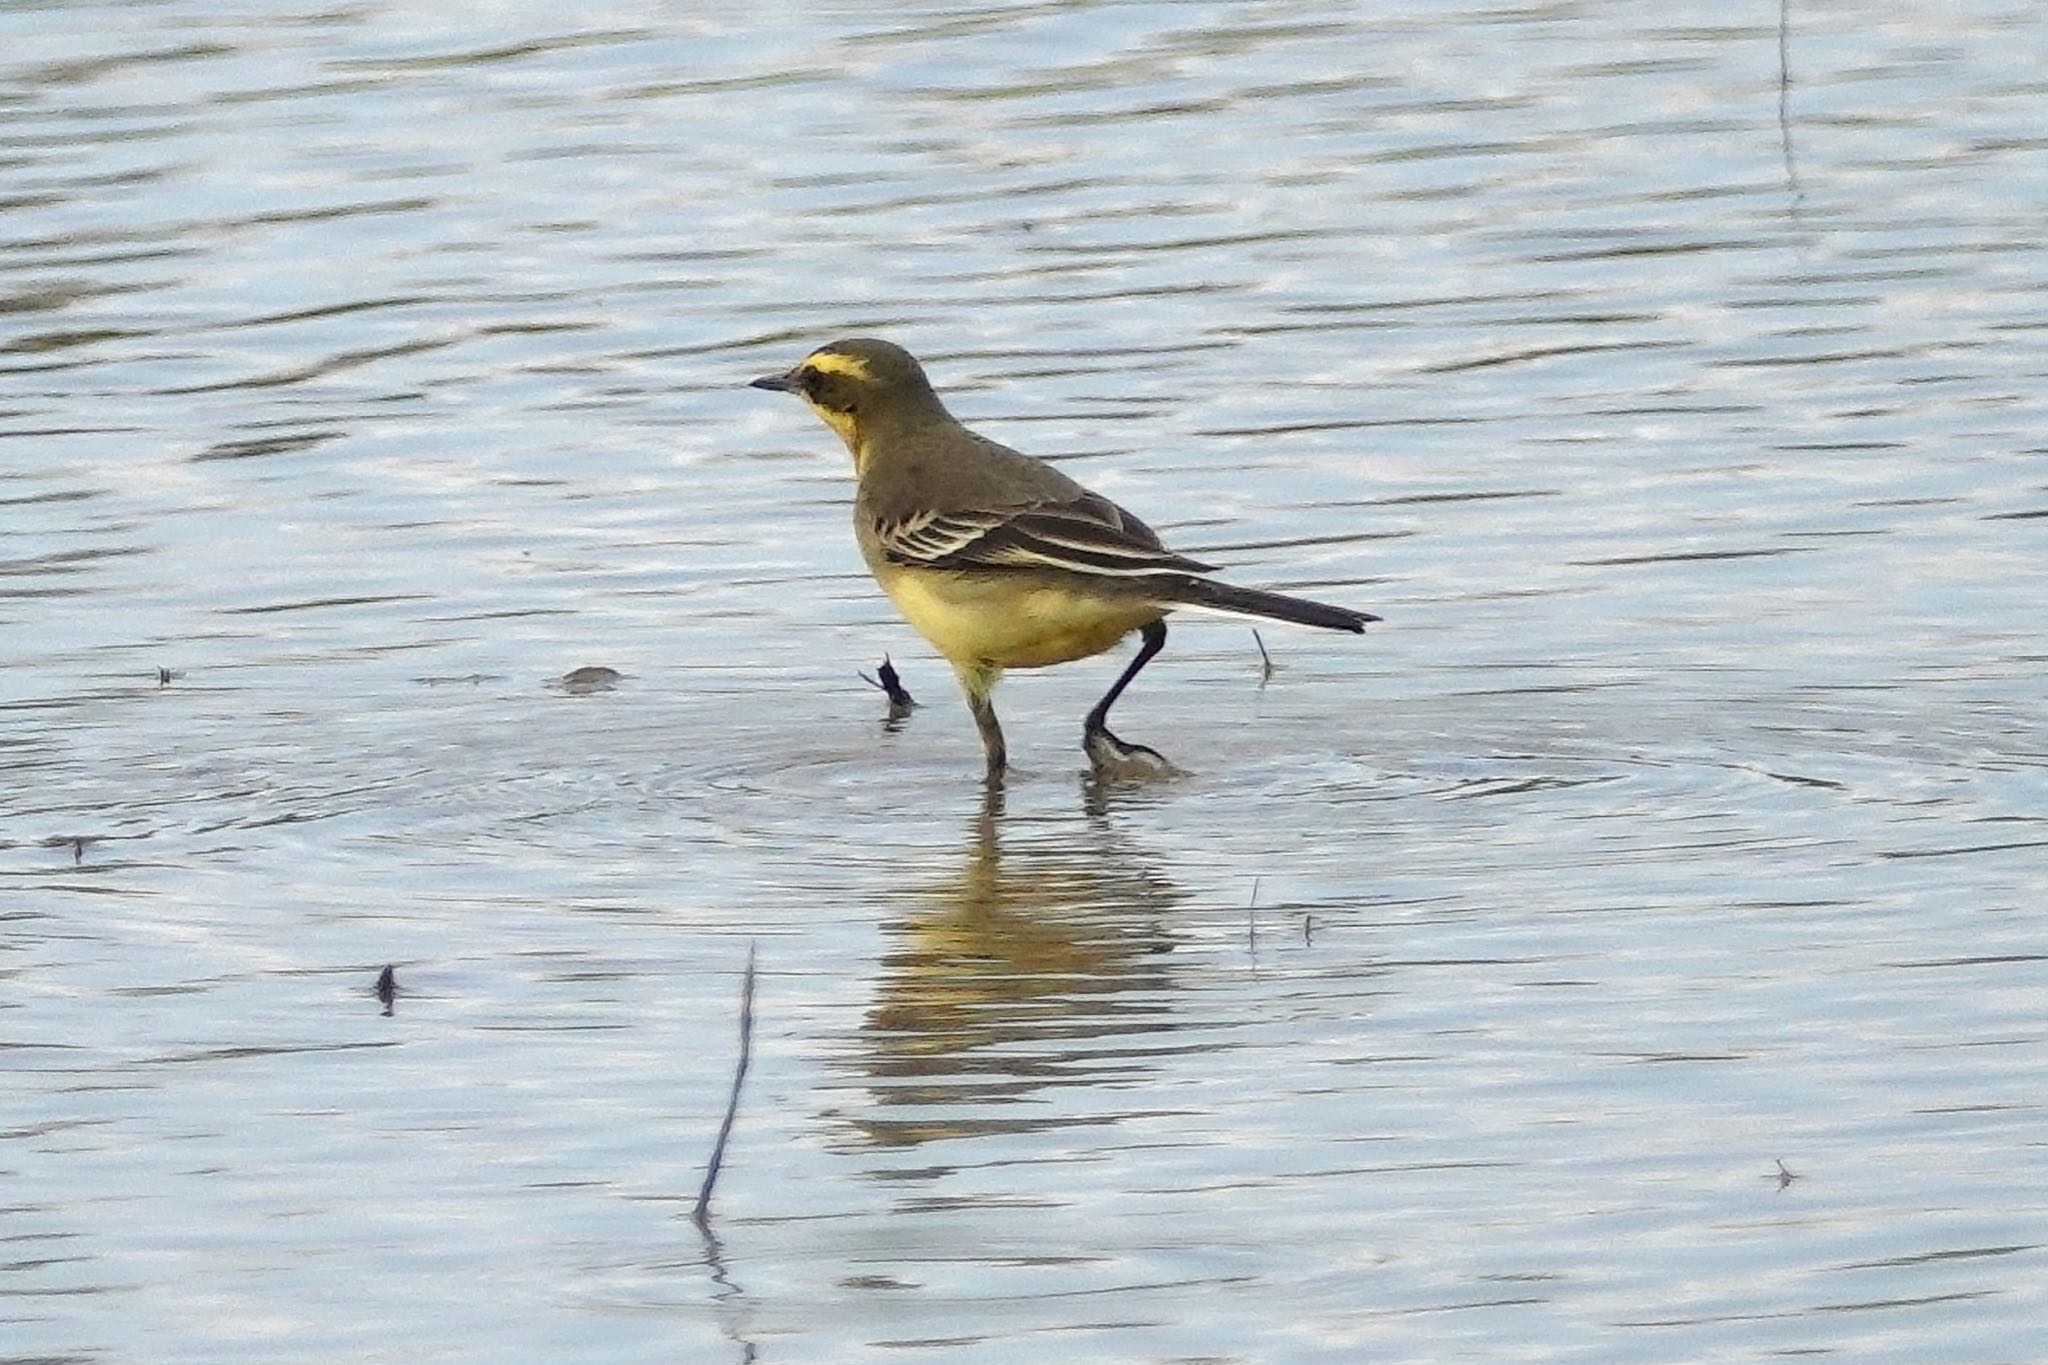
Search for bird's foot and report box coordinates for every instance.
[1084,723,1180,780]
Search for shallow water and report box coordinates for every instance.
[5,1,2046,1360]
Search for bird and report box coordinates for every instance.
[750,338,1378,781]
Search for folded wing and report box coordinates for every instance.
[878,494,1217,579]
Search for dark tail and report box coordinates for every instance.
[1164,576,1379,633]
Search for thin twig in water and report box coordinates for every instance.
[1778,0,1802,200]
[1248,877,1261,957]
[1253,629,1275,684]
[694,943,758,1228]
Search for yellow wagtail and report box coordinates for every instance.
[751,338,1378,780]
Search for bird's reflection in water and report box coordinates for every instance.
[846,783,1186,1149]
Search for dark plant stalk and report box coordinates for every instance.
[693,943,758,1228]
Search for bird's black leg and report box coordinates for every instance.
[954,662,1007,783]
[970,692,1007,784]
[1084,619,1172,773]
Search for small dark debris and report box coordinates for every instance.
[1253,629,1275,684]
[375,965,397,1016]
[556,665,623,694]
[860,656,917,717]
[1774,1158,1803,1190]
[42,834,93,863]
[156,666,174,686]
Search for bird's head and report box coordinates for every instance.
[750,338,942,454]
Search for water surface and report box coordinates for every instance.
[4,1,2045,1360]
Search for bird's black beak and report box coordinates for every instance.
[749,369,800,393]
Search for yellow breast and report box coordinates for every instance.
[877,564,1161,670]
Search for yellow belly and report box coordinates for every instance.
[878,565,1161,670]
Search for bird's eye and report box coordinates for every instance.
[801,367,854,411]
